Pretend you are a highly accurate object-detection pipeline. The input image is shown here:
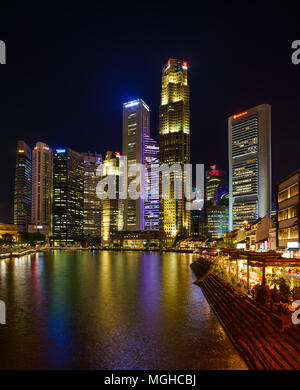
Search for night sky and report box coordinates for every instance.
[0,3,299,223]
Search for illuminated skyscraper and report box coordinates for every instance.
[82,152,102,238]
[29,142,52,238]
[51,148,84,246]
[205,165,226,201]
[122,99,159,231]
[144,135,159,231]
[228,104,271,230]
[100,151,123,246]
[159,58,191,246]
[14,140,32,232]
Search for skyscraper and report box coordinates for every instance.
[144,135,159,231]
[228,104,271,230]
[29,142,52,238]
[100,151,123,246]
[82,152,102,238]
[14,140,32,232]
[51,148,84,246]
[159,58,191,247]
[122,99,159,231]
[205,165,229,239]
[205,165,226,202]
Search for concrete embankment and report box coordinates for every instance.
[191,260,300,370]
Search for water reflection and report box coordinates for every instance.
[0,251,247,369]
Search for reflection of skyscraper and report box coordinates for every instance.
[82,152,102,238]
[29,142,52,238]
[14,140,32,232]
[159,59,191,247]
[123,99,150,231]
[228,104,271,230]
[51,148,84,246]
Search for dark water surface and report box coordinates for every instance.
[0,251,247,369]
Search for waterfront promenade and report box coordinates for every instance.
[191,259,300,369]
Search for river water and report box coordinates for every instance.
[0,251,247,369]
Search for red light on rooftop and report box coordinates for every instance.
[233,111,248,120]
[209,165,220,176]
[182,61,188,66]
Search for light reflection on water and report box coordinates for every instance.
[0,251,247,369]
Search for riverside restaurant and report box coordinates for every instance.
[198,248,300,290]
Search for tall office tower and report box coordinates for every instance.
[51,148,84,246]
[14,140,32,232]
[190,187,205,238]
[207,204,229,239]
[100,151,122,246]
[205,165,226,201]
[228,104,271,230]
[82,152,102,238]
[122,99,150,231]
[144,135,159,231]
[29,142,52,238]
[159,58,191,247]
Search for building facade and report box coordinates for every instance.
[207,204,229,239]
[144,135,159,231]
[277,169,300,250]
[228,104,271,230]
[122,99,149,231]
[51,148,84,246]
[122,99,159,232]
[82,152,102,238]
[205,165,226,201]
[29,142,52,238]
[159,58,191,247]
[14,140,32,232]
[100,152,123,247]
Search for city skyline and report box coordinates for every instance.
[1,4,299,223]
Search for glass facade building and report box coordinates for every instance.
[14,140,32,232]
[51,148,84,246]
[82,152,102,238]
[30,142,52,238]
[228,104,271,230]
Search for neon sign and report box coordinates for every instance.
[233,111,248,120]
[209,165,220,176]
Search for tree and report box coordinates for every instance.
[2,233,13,242]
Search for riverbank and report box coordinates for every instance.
[191,259,300,370]
[0,248,38,259]
[46,247,195,253]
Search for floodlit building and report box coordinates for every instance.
[228,104,271,230]
[159,58,191,247]
[100,151,123,247]
[277,169,300,251]
[14,140,32,232]
[122,99,159,231]
[29,142,52,239]
[51,148,84,246]
[82,152,102,238]
[0,224,18,241]
[205,165,226,201]
[144,135,159,231]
